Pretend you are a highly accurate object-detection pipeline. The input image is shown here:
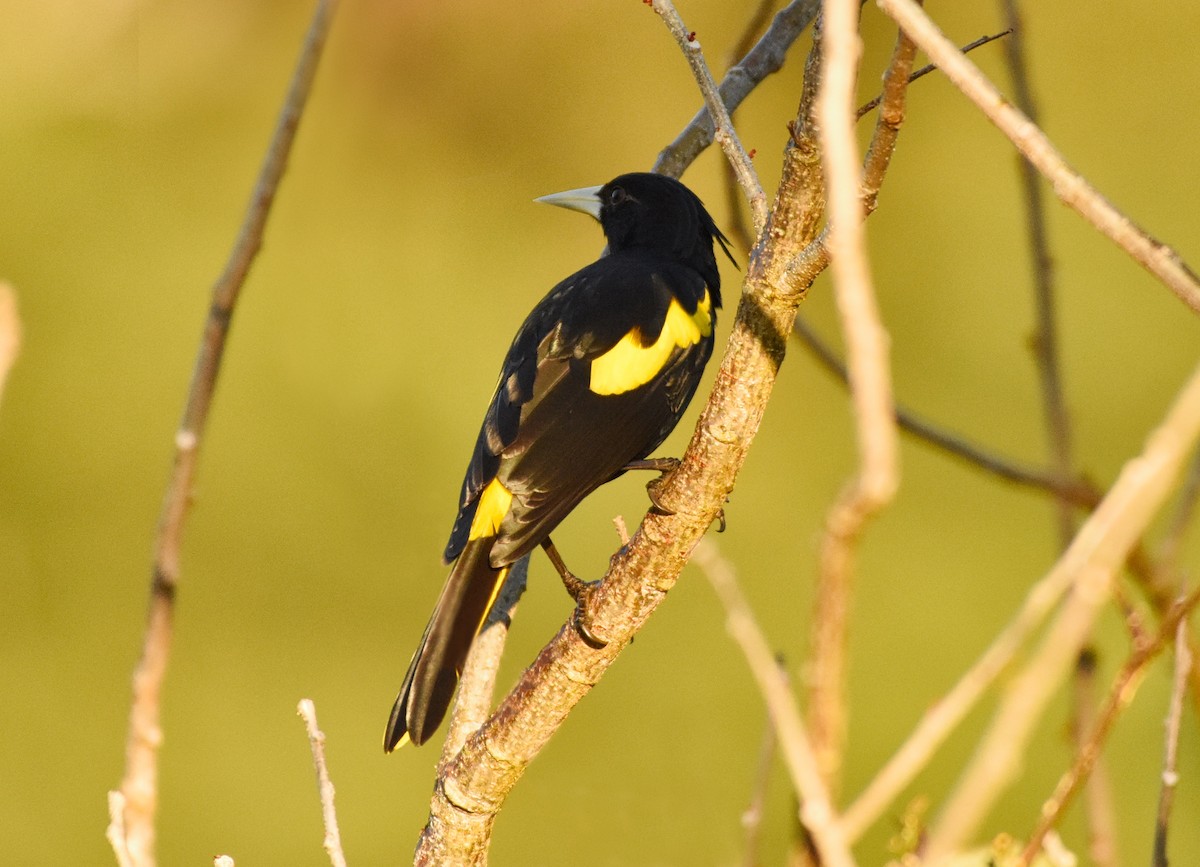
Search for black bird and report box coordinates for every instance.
[385,172,734,750]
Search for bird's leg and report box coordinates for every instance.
[622,456,728,531]
[540,537,607,648]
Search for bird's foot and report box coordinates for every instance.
[561,573,608,649]
[623,457,681,515]
[541,537,608,648]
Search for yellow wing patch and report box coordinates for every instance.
[589,291,712,396]
[468,479,513,540]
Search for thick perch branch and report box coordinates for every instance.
[877,0,1200,316]
[108,3,339,864]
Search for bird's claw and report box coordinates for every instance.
[561,572,607,649]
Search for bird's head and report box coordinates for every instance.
[536,172,736,294]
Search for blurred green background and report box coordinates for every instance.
[2,1,1197,864]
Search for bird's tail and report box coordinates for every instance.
[384,537,510,751]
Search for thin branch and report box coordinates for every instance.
[854,30,1012,120]
[927,361,1200,860]
[439,556,529,767]
[650,0,768,233]
[0,282,20,408]
[691,539,857,867]
[793,316,1095,503]
[999,4,1117,859]
[1158,444,1200,575]
[109,3,339,864]
[655,0,820,180]
[298,699,349,867]
[1019,588,1200,865]
[999,0,1074,546]
[106,792,134,867]
[806,0,907,791]
[720,0,778,254]
[1152,606,1194,867]
[842,363,1200,844]
[742,679,781,867]
[876,0,1200,316]
[1067,649,1119,867]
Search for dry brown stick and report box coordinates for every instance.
[877,0,1200,316]
[1066,650,1119,866]
[806,0,912,797]
[439,557,528,767]
[655,0,821,180]
[650,0,768,233]
[742,678,781,867]
[107,4,339,865]
[796,310,1200,718]
[927,361,1200,861]
[792,316,1094,503]
[1018,588,1200,865]
[999,0,1074,547]
[298,699,349,867]
[1158,444,1200,575]
[415,30,837,863]
[1151,608,1194,867]
[692,539,857,867]
[998,3,1117,861]
[721,0,779,253]
[854,30,1011,120]
[0,282,20,408]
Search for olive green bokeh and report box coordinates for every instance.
[1,2,1196,864]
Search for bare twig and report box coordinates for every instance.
[999,0,1074,546]
[613,514,631,545]
[692,538,857,867]
[109,4,339,864]
[298,699,349,867]
[806,0,905,791]
[927,361,1200,861]
[1152,608,1194,867]
[440,556,529,767]
[650,0,768,233]
[796,312,1200,721]
[721,0,779,253]
[655,0,820,180]
[840,533,1095,840]
[1067,649,1119,866]
[1158,444,1200,575]
[106,792,134,867]
[742,684,781,867]
[854,30,1012,119]
[877,0,1200,315]
[0,282,20,408]
[1019,588,1200,865]
[793,316,1095,503]
[998,4,1118,860]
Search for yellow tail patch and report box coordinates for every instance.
[590,291,712,396]
[471,563,512,649]
[468,479,513,540]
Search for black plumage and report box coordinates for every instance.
[385,172,733,750]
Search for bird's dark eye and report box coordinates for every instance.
[607,186,627,206]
